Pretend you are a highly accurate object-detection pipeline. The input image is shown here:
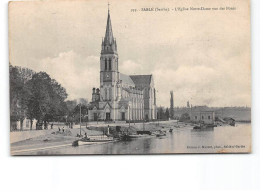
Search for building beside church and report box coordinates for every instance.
[190,111,215,125]
[88,8,157,121]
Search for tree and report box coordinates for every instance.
[165,108,170,120]
[9,65,68,130]
[26,72,68,129]
[72,104,88,123]
[157,107,164,120]
[10,65,21,130]
[9,65,34,130]
[179,113,190,122]
[66,100,77,113]
[78,98,88,106]
[65,99,89,125]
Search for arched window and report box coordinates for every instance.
[104,88,107,100]
[109,58,111,70]
[105,59,107,71]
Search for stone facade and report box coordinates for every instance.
[190,111,215,125]
[88,9,157,121]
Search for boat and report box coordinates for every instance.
[117,132,150,141]
[80,137,114,142]
[169,129,173,132]
[120,134,131,141]
[156,133,166,137]
[193,126,201,130]
[156,130,166,137]
[77,139,116,146]
[136,131,152,135]
[74,135,116,146]
[128,134,143,138]
[128,134,151,139]
[193,124,214,130]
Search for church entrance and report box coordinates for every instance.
[106,113,111,120]
[121,112,125,121]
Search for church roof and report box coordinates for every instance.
[130,75,152,86]
[120,73,135,86]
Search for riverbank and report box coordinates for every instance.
[10,120,182,143]
[11,120,190,155]
[11,122,251,155]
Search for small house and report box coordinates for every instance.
[190,111,215,125]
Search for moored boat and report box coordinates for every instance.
[78,139,116,146]
[156,130,166,137]
[120,134,131,141]
[193,124,214,130]
[73,135,116,146]
[128,134,151,139]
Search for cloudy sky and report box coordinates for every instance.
[9,0,251,107]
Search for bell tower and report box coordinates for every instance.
[100,6,119,102]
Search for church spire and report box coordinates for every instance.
[104,3,114,45]
[102,3,117,53]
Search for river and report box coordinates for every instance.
[26,123,251,155]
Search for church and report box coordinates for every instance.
[88,8,157,122]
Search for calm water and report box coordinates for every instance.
[31,123,251,155]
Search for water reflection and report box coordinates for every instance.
[34,123,251,155]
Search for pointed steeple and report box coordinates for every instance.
[104,7,114,45]
[101,4,117,53]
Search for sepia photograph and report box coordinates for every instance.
[9,0,251,155]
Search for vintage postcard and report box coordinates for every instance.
[9,0,251,155]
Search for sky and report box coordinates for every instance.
[9,0,251,107]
